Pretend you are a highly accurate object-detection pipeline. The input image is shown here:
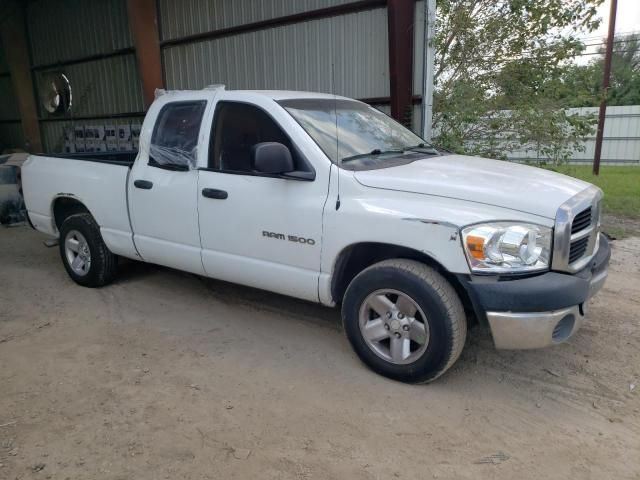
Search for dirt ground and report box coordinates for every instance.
[1,226,639,480]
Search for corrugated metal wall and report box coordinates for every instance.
[161,7,389,99]
[0,75,24,151]
[23,0,144,152]
[506,106,640,165]
[35,55,144,119]
[0,124,24,152]
[10,0,390,152]
[158,0,354,40]
[564,106,640,164]
[0,76,20,121]
[27,0,133,66]
[8,0,634,163]
[0,42,24,151]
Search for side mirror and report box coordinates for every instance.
[251,142,294,174]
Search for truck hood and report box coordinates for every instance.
[353,154,591,219]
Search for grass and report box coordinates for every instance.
[546,165,640,238]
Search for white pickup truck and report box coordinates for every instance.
[21,86,610,383]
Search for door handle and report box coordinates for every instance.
[202,188,228,199]
[134,180,153,189]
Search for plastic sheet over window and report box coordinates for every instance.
[147,100,207,170]
[148,142,198,169]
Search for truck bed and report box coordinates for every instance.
[36,151,137,167]
[22,152,136,258]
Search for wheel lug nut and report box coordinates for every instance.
[386,312,392,319]
[402,325,409,331]
[384,323,390,330]
[394,332,401,338]
[398,313,404,319]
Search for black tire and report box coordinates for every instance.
[59,213,118,287]
[342,259,467,383]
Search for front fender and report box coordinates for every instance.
[318,174,554,305]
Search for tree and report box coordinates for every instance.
[558,34,640,107]
[431,0,604,164]
[607,34,640,105]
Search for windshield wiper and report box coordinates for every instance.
[403,143,439,154]
[341,145,440,163]
[341,149,405,163]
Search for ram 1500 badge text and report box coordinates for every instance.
[21,86,610,383]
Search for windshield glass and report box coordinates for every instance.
[278,99,436,164]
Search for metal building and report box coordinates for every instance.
[0,0,426,153]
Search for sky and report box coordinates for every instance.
[591,0,640,38]
[575,0,640,64]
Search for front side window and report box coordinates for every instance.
[278,99,438,168]
[150,101,206,169]
[210,101,304,173]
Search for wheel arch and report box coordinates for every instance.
[52,195,92,233]
[330,242,477,325]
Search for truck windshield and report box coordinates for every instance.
[278,98,438,165]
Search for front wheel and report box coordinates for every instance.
[59,213,118,287]
[342,259,467,383]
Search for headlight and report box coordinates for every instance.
[461,222,552,273]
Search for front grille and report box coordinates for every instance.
[568,206,594,265]
[571,207,592,234]
[569,236,589,263]
[552,186,602,273]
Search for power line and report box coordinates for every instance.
[574,49,635,56]
[582,39,638,49]
[578,29,640,42]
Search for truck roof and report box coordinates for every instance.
[156,86,355,103]
[232,90,354,101]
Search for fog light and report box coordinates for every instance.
[552,314,575,343]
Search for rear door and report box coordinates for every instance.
[128,99,207,274]
[197,98,329,301]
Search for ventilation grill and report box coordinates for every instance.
[569,237,589,263]
[571,207,592,234]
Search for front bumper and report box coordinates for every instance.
[458,233,610,349]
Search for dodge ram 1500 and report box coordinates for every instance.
[22,86,610,383]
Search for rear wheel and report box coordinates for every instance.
[342,259,467,383]
[59,213,117,287]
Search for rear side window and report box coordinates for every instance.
[150,101,206,169]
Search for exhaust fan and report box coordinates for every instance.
[40,73,72,114]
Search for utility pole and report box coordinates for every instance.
[593,0,618,176]
[421,0,436,142]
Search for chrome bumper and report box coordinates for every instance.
[487,265,608,350]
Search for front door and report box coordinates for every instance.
[197,100,327,301]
